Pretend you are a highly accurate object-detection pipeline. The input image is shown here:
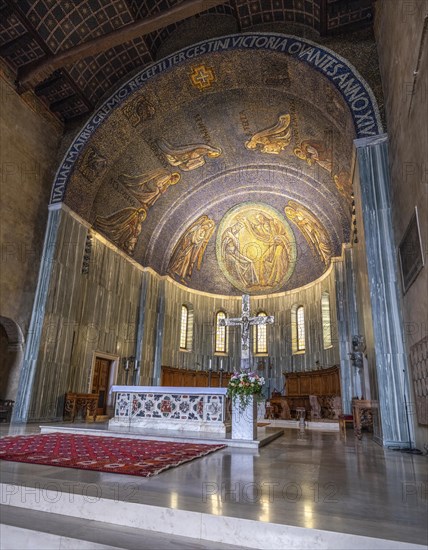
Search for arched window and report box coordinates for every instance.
[253,312,268,354]
[296,306,305,351]
[292,304,306,353]
[321,292,332,349]
[215,311,227,353]
[180,305,188,350]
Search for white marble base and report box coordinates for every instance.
[231,396,257,440]
[0,525,116,550]
[269,419,340,431]
[1,483,425,550]
[257,401,266,420]
[39,423,284,449]
[108,417,229,434]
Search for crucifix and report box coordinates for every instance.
[220,294,274,372]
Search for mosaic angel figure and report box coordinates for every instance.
[334,171,353,200]
[293,139,333,173]
[245,114,292,154]
[285,200,332,267]
[119,169,180,209]
[122,96,155,127]
[168,215,215,283]
[79,145,107,182]
[95,207,147,256]
[158,139,222,171]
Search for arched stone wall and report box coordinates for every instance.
[0,316,24,400]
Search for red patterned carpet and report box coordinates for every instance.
[0,433,226,477]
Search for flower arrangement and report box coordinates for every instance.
[227,371,265,409]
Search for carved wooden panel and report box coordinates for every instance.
[287,378,299,394]
[301,377,311,394]
[311,374,322,394]
[161,366,232,388]
[284,365,341,397]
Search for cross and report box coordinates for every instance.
[219,294,274,372]
[190,65,215,90]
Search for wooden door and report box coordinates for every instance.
[92,357,111,415]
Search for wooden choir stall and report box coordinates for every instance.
[269,365,342,421]
[161,365,232,388]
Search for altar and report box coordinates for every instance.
[109,386,230,434]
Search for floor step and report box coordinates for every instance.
[1,484,425,550]
[0,505,245,550]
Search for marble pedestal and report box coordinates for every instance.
[231,395,257,440]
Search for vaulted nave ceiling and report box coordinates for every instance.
[0,0,374,122]
[0,0,380,296]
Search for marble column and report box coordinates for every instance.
[151,280,165,386]
[132,272,149,385]
[11,207,61,423]
[355,134,412,447]
[334,249,360,415]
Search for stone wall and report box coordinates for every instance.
[25,209,144,421]
[0,72,62,400]
[375,0,428,451]
[161,264,341,394]
[22,207,341,420]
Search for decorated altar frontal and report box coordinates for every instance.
[109,386,230,434]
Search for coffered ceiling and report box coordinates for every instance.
[0,0,374,123]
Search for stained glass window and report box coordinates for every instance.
[296,306,305,351]
[215,311,227,353]
[253,312,268,354]
[180,305,188,349]
[322,292,332,348]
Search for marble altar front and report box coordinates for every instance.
[109,386,230,433]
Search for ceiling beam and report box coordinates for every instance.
[17,0,225,87]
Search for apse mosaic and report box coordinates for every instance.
[168,215,216,285]
[216,203,297,294]
[60,44,368,295]
[245,114,292,155]
[284,201,332,268]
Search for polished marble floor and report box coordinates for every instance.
[1,422,427,549]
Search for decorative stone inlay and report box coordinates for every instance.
[114,391,226,423]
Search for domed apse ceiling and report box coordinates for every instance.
[64,45,358,296]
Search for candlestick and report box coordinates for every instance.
[220,358,223,371]
[209,358,212,371]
